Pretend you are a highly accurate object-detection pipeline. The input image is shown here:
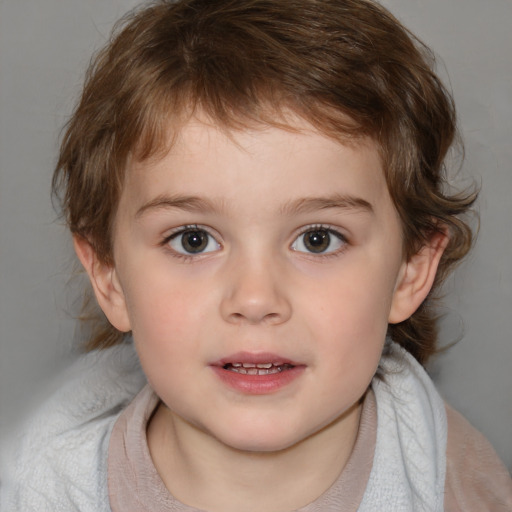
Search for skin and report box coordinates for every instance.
[76,115,445,511]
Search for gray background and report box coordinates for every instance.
[1,0,511,471]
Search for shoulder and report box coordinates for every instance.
[444,404,512,511]
[0,342,146,512]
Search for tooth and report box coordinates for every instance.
[226,363,293,375]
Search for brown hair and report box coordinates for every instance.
[53,0,477,363]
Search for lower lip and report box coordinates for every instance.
[211,365,305,394]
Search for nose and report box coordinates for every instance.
[219,254,292,326]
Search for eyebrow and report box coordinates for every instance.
[279,194,374,216]
[135,195,224,219]
[135,192,374,219]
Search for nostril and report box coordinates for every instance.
[227,310,283,325]
[220,278,292,325]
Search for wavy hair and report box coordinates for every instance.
[53,0,477,363]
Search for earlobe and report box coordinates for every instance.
[388,230,448,324]
[73,236,131,332]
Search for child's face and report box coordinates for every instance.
[106,115,411,452]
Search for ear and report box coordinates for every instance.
[388,230,448,324]
[73,236,131,332]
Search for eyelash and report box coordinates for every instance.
[160,223,349,261]
[161,224,221,262]
[291,224,348,258]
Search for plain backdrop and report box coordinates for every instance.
[1,0,511,471]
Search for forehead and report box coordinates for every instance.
[120,115,392,221]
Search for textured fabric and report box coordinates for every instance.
[106,343,480,511]
[0,342,147,512]
[108,386,377,511]
[2,341,510,511]
[108,357,512,512]
[358,345,447,511]
[444,405,512,511]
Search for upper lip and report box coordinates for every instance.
[211,351,300,367]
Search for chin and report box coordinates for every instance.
[211,421,309,454]
[225,435,299,454]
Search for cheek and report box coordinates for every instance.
[300,257,398,376]
[127,283,205,393]
[310,268,395,336]
[122,258,213,332]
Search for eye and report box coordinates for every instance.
[167,227,220,255]
[291,227,346,254]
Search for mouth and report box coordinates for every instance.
[212,353,304,394]
[222,362,295,375]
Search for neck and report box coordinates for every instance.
[147,399,363,512]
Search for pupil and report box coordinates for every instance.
[182,230,207,253]
[305,230,330,253]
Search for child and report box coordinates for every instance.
[1,0,511,510]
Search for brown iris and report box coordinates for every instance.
[180,229,208,253]
[303,229,331,253]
